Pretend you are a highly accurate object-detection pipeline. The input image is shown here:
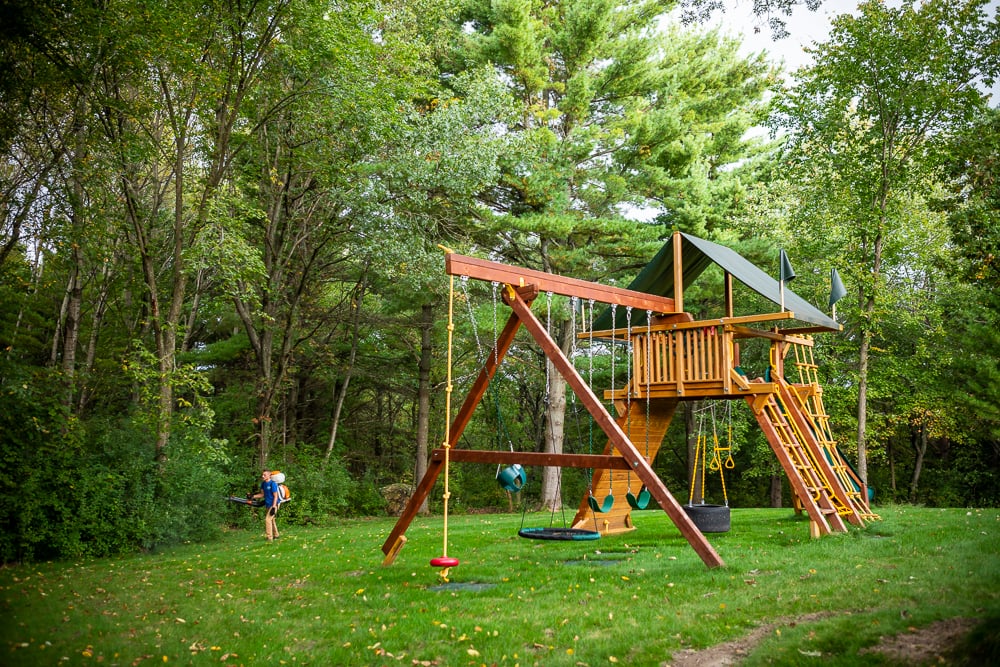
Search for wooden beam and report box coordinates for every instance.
[587,312,796,339]
[381,458,444,556]
[572,399,678,535]
[445,253,677,314]
[435,449,633,470]
[729,325,815,346]
[724,272,734,318]
[506,288,724,569]
[446,307,526,447]
[782,324,844,334]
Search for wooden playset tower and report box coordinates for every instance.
[382,231,877,570]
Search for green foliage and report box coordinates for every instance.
[264,454,359,524]
[0,368,86,562]
[0,368,230,563]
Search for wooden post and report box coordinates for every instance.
[673,230,684,313]
[724,272,734,318]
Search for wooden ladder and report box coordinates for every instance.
[746,383,847,537]
[790,344,880,521]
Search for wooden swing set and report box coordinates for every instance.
[381,231,877,571]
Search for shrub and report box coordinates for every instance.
[262,453,357,524]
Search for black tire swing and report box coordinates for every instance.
[684,402,735,533]
[519,293,601,542]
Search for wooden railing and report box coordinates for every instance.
[602,313,803,399]
[633,325,731,397]
[634,326,726,384]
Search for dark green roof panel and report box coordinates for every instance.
[593,233,840,331]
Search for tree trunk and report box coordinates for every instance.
[540,319,572,512]
[60,243,84,407]
[325,277,367,464]
[413,303,434,515]
[541,356,567,511]
[49,283,68,367]
[123,175,172,464]
[909,424,928,503]
[78,255,115,414]
[856,331,871,484]
[770,475,783,508]
[856,189,888,483]
[181,267,207,354]
[55,113,89,409]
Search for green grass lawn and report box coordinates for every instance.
[2,506,998,666]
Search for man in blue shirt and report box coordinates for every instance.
[254,470,280,541]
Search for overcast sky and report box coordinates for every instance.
[712,0,999,100]
[713,0,847,74]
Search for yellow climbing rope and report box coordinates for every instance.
[431,245,459,580]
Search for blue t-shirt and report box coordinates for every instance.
[261,479,280,508]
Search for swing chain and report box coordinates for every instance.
[460,276,485,362]
[544,291,552,407]
[609,303,617,399]
[645,310,652,453]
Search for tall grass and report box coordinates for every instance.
[1,506,997,666]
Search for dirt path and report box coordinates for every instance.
[664,613,976,667]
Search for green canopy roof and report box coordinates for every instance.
[593,233,841,331]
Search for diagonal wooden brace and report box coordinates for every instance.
[505,289,724,569]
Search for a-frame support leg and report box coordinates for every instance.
[506,289,724,569]
[381,300,530,562]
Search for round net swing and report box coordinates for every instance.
[518,526,601,541]
[516,293,601,542]
[516,468,601,541]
